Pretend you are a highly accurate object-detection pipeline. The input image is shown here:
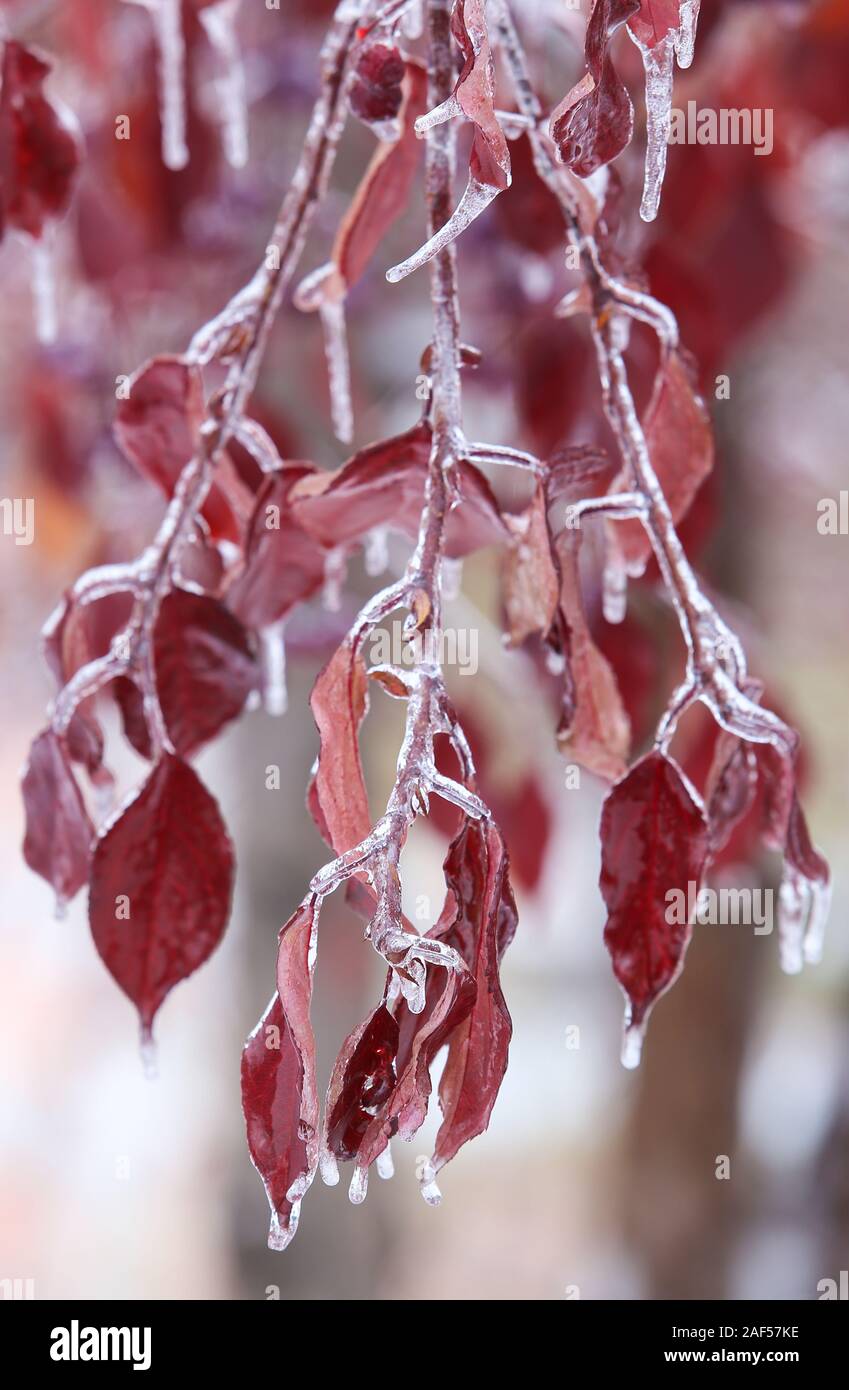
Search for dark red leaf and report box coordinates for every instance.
[600,749,708,1063]
[153,588,258,756]
[628,0,683,48]
[242,899,318,1250]
[22,729,93,905]
[228,466,327,630]
[88,754,234,1040]
[325,1004,400,1163]
[0,41,82,241]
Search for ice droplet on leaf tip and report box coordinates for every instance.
[140,1030,159,1081]
[419,1159,442,1207]
[349,1165,368,1204]
[319,1150,340,1187]
[376,1145,394,1180]
[621,1021,644,1070]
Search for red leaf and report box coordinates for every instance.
[550,0,639,177]
[22,729,93,905]
[292,423,507,558]
[242,899,318,1250]
[433,818,516,1172]
[308,639,372,855]
[325,1003,400,1164]
[614,349,714,575]
[628,0,683,48]
[0,41,82,241]
[228,466,327,630]
[600,749,708,1063]
[88,754,234,1039]
[335,62,428,290]
[114,356,248,543]
[450,0,511,191]
[153,589,258,756]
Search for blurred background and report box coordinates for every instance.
[1,0,847,1300]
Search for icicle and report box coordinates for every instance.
[260,619,288,716]
[633,30,676,223]
[804,877,831,967]
[418,1158,442,1207]
[602,535,628,625]
[127,0,189,170]
[198,0,249,170]
[376,1145,394,1181]
[364,527,390,578]
[319,1150,340,1187]
[268,1201,299,1251]
[319,296,354,444]
[674,0,702,70]
[778,866,830,976]
[322,547,347,612]
[386,178,501,283]
[53,892,68,922]
[31,236,57,344]
[440,555,463,601]
[348,1164,369,1205]
[621,1018,645,1070]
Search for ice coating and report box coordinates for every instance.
[260,620,288,716]
[199,0,249,170]
[386,178,500,283]
[635,30,676,224]
[320,297,354,444]
[125,0,189,171]
[674,0,701,70]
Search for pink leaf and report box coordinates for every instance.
[228,465,329,630]
[450,0,511,191]
[22,729,93,905]
[242,899,318,1250]
[600,749,708,1064]
[88,754,234,1040]
[308,639,372,855]
[628,0,683,48]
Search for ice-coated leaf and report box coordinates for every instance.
[432,817,516,1172]
[0,40,82,241]
[550,0,640,178]
[756,743,831,973]
[449,0,511,192]
[308,639,372,855]
[628,0,687,49]
[229,465,327,630]
[600,749,708,1064]
[114,356,251,543]
[324,1003,400,1165]
[292,423,507,558]
[242,898,318,1250]
[153,588,258,755]
[614,348,714,575]
[88,754,234,1039]
[22,729,93,904]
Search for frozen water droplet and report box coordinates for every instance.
[53,892,68,922]
[320,297,354,444]
[418,1158,442,1206]
[348,1165,368,1205]
[319,1150,340,1187]
[322,548,346,612]
[386,177,500,283]
[674,0,702,70]
[603,545,628,625]
[268,1201,299,1251]
[621,1020,644,1070]
[376,1145,394,1181]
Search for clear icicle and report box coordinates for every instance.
[319,1150,340,1187]
[674,0,702,70]
[53,892,68,922]
[364,527,390,578]
[621,1018,645,1070]
[319,296,354,444]
[349,1164,369,1205]
[376,1145,394,1181]
[440,555,463,601]
[386,178,501,283]
[199,0,249,170]
[322,547,347,612]
[602,535,628,625]
[140,1031,159,1081]
[419,1158,442,1207]
[31,236,57,344]
[260,620,288,716]
[127,0,189,170]
[634,30,676,223]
